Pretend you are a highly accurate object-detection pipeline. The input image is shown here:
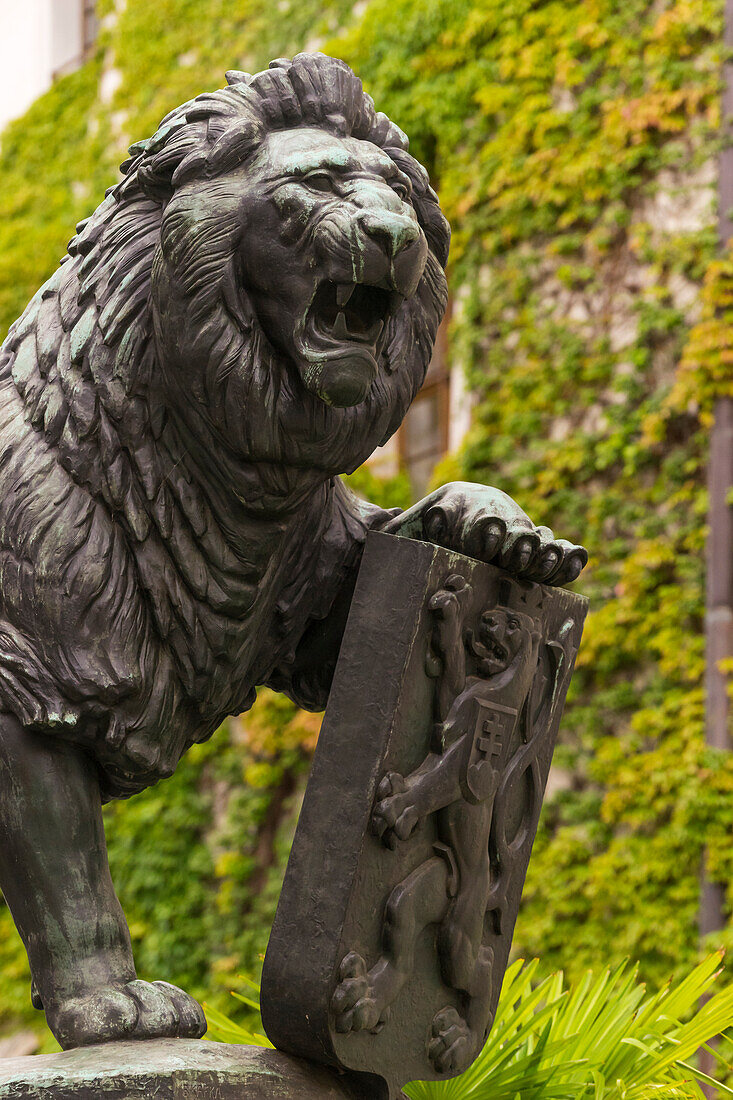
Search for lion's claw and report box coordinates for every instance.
[550,540,588,584]
[371,773,421,846]
[428,1006,475,1075]
[384,482,587,586]
[48,978,206,1050]
[428,574,471,622]
[498,529,541,574]
[392,805,419,841]
[427,575,473,674]
[331,952,385,1034]
[147,980,207,1037]
[376,771,407,802]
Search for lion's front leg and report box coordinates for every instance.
[383,482,587,585]
[0,712,206,1049]
[370,735,467,849]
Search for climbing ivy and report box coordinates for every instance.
[0,0,730,1048]
[330,0,731,982]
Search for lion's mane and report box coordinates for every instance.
[0,54,449,798]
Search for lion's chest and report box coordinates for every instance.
[139,500,324,724]
[90,528,304,798]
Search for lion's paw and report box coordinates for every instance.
[428,574,472,623]
[371,772,421,847]
[428,574,472,642]
[331,952,388,1035]
[49,979,206,1050]
[428,1006,476,1076]
[386,483,588,586]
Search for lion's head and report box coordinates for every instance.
[59,53,449,491]
[200,123,429,410]
[471,607,538,677]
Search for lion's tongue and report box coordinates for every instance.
[332,311,384,343]
[308,347,377,407]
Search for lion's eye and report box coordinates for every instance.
[392,181,411,202]
[304,173,334,193]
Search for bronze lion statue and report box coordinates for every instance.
[0,53,586,1049]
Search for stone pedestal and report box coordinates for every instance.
[0,1039,386,1099]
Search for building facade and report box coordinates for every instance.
[0,1,97,132]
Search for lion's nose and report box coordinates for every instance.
[359,212,421,257]
[357,211,428,297]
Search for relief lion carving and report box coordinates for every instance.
[0,53,586,1049]
[332,576,544,1075]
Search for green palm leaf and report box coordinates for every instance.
[404,954,733,1099]
[204,954,733,1098]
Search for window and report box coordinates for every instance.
[52,0,98,80]
[83,0,99,55]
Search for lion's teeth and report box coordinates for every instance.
[333,311,350,337]
[336,283,356,307]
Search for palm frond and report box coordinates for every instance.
[203,954,733,1098]
[404,954,733,1100]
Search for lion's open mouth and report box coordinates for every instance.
[471,630,512,676]
[485,639,509,664]
[296,280,399,406]
[306,281,394,348]
[476,638,509,667]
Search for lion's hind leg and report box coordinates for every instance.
[0,711,205,1048]
[332,855,451,1033]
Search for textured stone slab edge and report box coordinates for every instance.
[0,1039,390,1099]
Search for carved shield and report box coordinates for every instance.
[261,532,587,1099]
[465,698,519,803]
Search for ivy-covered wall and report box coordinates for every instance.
[0,0,730,1046]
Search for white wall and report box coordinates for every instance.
[0,0,82,132]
